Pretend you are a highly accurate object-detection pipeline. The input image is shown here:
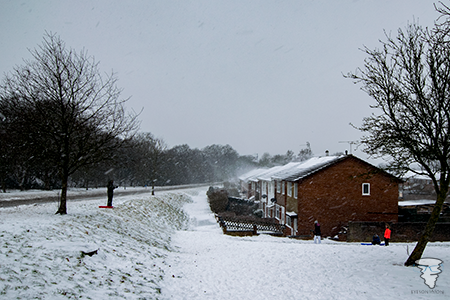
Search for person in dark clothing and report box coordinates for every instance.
[372,233,381,245]
[107,180,117,207]
[313,220,321,244]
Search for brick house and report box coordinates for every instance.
[239,162,304,223]
[272,155,401,237]
[238,168,268,200]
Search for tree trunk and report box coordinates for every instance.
[0,175,6,193]
[152,181,155,196]
[56,171,69,215]
[43,171,52,190]
[18,168,26,191]
[404,188,447,266]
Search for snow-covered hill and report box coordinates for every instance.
[0,189,193,299]
[0,188,449,299]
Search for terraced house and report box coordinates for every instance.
[240,154,401,237]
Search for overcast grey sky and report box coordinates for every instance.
[0,0,440,161]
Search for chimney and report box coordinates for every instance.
[325,150,329,156]
[345,150,348,155]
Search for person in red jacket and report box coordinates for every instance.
[384,223,391,246]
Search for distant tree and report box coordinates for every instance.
[183,147,213,183]
[346,4,450,266]
[271,150,295,165]
[258,152,272,167]
[203,144,239,181]
[0,97,39,190]
[236,155,258,175]
[0,33,140,214]
[297,142,313,161]
[163,144,196,185]
[0,112,8,192]
[270,154,284,166]
[135,133,167,195]
[285,150,295,162]
[0,108,13,192]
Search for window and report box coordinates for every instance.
[362,183,370,195]
[282,181,285,195]
[294,183,298,199]
[287,182,292,197]
[277,181,281,193]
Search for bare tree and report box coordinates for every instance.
[0,111,12,192]
[0,33,140,214]
[346,4,450,266]
[135,133,167,195]
[203,144,239,181]
[297,142,313,162]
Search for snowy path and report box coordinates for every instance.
[161,191,450,300]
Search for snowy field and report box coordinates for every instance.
[0,188,449,299]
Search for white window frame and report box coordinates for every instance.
[277,181,281,194]
[287,182,292,197]
[362,183,370,196]
[294,183,298,199]
[282,181,285,195]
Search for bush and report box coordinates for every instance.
[206,187,229,213]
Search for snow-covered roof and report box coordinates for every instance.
[398,200,437,206]
[271,155,345,181]
[238,162,306,183]
[256,162,302,181]
[238,168,269,182]
[239,155,398,183]
[403,170,437,181]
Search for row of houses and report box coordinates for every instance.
[238,154,401,238]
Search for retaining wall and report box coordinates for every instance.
[347,221,450,242]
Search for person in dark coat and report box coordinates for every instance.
[107,180,117,207]
[372,233,381,245]
[313,220,321,244]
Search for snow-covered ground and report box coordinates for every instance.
[0,188,194,299]
[0,188,449,299]
[161,191,449,299]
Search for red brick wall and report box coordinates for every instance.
[348,221,450,242]
[292,157,399,237]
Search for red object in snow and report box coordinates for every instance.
[99,206,114,209]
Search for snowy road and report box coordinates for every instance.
[161,191,450,300]
[0,184,210,207]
